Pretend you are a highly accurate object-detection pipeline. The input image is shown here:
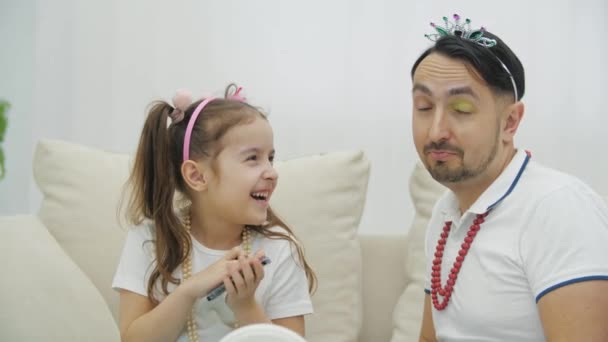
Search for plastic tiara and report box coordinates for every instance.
[425,14,497,48]
[423,14,519,101]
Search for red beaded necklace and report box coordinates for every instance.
[430,211,489,310]
[430,150,531,311]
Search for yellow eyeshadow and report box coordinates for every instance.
[450,100,475,113]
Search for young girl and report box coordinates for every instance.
[112,84,316,342]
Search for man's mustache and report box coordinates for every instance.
[423,142,464,156]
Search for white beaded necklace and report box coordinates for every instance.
[182,213,252,342]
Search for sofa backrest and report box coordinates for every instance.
[390,163,446,341]
[33,139,371,342]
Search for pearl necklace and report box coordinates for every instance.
[182,214,252,342]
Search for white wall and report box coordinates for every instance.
[1,0,607,234]
[0,0,35,214]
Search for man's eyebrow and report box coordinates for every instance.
[447,86,479,100]
[412,83,432,96]
[413,83,480,100]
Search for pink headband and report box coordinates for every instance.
[183,97,216,162]
[181,85,247,162]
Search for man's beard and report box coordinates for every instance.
[423,138,498,183]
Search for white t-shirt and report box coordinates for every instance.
[112,224,313,342]
[424,148,608,341]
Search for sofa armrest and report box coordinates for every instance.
[358,234,407,342]
[0,215,119,341]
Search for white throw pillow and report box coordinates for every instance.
[270,151,370,342]
[33,139,370,342]
[390,163,445,342]
[0,215,119,341]
[34,139,130,322]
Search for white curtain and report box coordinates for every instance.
[1,0,607,234]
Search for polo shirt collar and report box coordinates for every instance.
[442,149,532,218]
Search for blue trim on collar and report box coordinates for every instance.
[535,275,608,303]
[486,150,531,211]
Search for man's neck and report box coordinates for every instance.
[449,147,517,215]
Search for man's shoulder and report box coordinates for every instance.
[520,160,603,211]
[521,160,590,197]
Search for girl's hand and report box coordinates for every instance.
[180,247,242,300]
[224,249,266,312]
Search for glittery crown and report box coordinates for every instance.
[425,14,497,48]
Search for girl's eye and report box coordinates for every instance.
[247,155,257,161]
[269,155,275,164]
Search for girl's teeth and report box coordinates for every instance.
[251,192,269,200]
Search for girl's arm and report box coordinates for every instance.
[118,285,195,342]
[119,247,243,341]
[273,316,305,336]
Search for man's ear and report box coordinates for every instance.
[181,160,208,192]
[502,101,525,144]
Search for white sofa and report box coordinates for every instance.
[0,139,447,342]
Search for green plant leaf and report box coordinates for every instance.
[0,146,4,180]
[0,100,9,179]
[0,100,8,142]
[0,114,7,142]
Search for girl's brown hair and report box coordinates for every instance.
[124,85,316,303]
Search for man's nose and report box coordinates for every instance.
[428,108,451,142]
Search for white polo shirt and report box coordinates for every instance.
[424,148,608,341]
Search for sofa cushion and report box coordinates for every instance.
[33,139,370,342]
[34,140,131,322]
[270,151,369,342]
[0,215,120,341]
[390,163,445,341]
[359,234,408,342]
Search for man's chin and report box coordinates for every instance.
[427,161,453,173]
[429,166,464,183]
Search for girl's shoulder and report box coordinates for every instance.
[118,221,157,261]
[266,225,291,235]
[125,220,156,243]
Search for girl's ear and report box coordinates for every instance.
[181,160,208,192]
